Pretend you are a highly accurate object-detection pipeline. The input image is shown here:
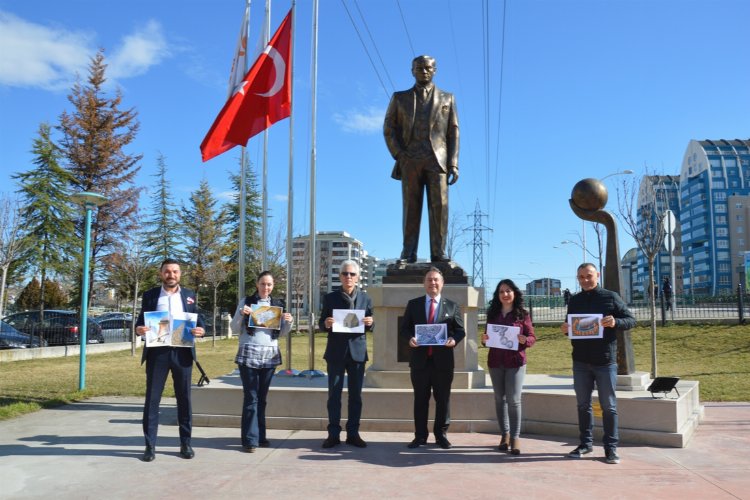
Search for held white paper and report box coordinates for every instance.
[485,323,520,351]
[332,309,366,333]
[144,311,196,347]
[567,313,604,339]
[415,323,447,346]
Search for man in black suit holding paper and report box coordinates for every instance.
[135,258,205,462]
[319,259,374,449]
[400,267,465,449]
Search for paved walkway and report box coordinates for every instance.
[0,397,748,499]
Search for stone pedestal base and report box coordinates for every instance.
[364,282,485,389]
[617,371,651,391]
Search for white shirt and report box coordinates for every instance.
[425,294,441,322]
[157,286,184,316]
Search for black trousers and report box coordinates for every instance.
[143,347,193,447]
[410,358,454,441]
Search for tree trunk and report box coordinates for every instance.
[648,261,658,378]
[130,280,139,357]
[0,264,8,319]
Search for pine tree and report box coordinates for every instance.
[13,122,77,313]
[180,179,227,302]
[223,157,264,303]
[57,50,142,303]
[142,153,183,264]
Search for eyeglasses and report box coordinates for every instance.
[341,272,357,277]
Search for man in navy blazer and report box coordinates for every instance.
[135,258,205,462]
[318,259,374,449]
[384,55,460,265]
[400,267,465,449]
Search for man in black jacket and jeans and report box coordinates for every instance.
[560,263,635,465]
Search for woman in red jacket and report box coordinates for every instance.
[482,279,536,455]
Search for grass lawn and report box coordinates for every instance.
[0,323,748,420]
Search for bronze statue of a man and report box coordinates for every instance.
[384,55,459,265]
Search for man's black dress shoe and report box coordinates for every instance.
[243,445,257,453]
[322,436,341,448]
[259,439,271,448]
[436,437,452,449]
[407,438,427,449]
[180,444,195,459]
[346,435,367,448]
[142,446,155,462]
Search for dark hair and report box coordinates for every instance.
[577,262,598,272]
[160,258,181,269]
[487,279,528,321]
[425,266,443,278]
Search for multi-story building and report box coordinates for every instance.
[680,139,750,295]
[635,175,682,297]
[290,231,374,314]
[524,278,561,296]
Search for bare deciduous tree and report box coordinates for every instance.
[617,171,669,377]
[0,195,25,318]
[204,259,229,347]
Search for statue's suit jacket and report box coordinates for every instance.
[383,85,460,179]
[136,286,204,365]
[399,296,465,370]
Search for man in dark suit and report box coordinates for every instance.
[384,55,460,264]
[318,260,374,449]
[135,258,205,462]
[400,267,465,449]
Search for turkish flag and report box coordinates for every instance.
[201,9,292,162]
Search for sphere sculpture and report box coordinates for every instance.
[571,178,608,211]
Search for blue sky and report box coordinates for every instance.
[1,0,748,292]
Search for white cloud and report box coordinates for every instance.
[332,106,383,134]
[273,194,288,202]
[0,11,170,91]
[108,20,170,80]
[0,10,92,90]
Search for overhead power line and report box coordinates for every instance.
[339,0,391,99]
[353,0,395,92]
[395,0,416,57]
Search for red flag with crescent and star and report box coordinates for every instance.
[200,9,292,162]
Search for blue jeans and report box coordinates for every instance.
[238,366,275,447]
[572,360,618,450]
[488,365,526,439]
[326,357,365,438]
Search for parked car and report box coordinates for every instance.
[95,316,134,343]
[2,310,105,346]
[94,312,133,323]
[0,320,47,349]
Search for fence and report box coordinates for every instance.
[525,293,749,325]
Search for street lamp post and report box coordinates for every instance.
[71,191,108,391]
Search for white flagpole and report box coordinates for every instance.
[236,0,252,303]
[282,0,296,375]
[305,0,321,376]
[261,0,271,273]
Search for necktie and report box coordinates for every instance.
[427,299,436,356]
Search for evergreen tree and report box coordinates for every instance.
[15,278,68,310]
[223,157,264,305]
[13,123,77,312]
[57,50,142,303]
[142,153,183,264]
[180,178,227,302]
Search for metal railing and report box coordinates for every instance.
[524,291,749,325]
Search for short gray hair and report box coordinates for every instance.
[340,259,360,275]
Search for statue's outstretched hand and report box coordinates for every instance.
[448,166,459,185]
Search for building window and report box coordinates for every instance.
[738,215,745,222]
[715,204,727,213]
[737,202,744,209]
[717,240,729,248]
[739,227,745,234]
[739,238,745,247]
[714,192,727,201]
[715,216,726,225]
[717,228,728,237]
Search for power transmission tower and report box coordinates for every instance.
[465,199,492,289]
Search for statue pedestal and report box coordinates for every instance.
[364,282,485,389]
